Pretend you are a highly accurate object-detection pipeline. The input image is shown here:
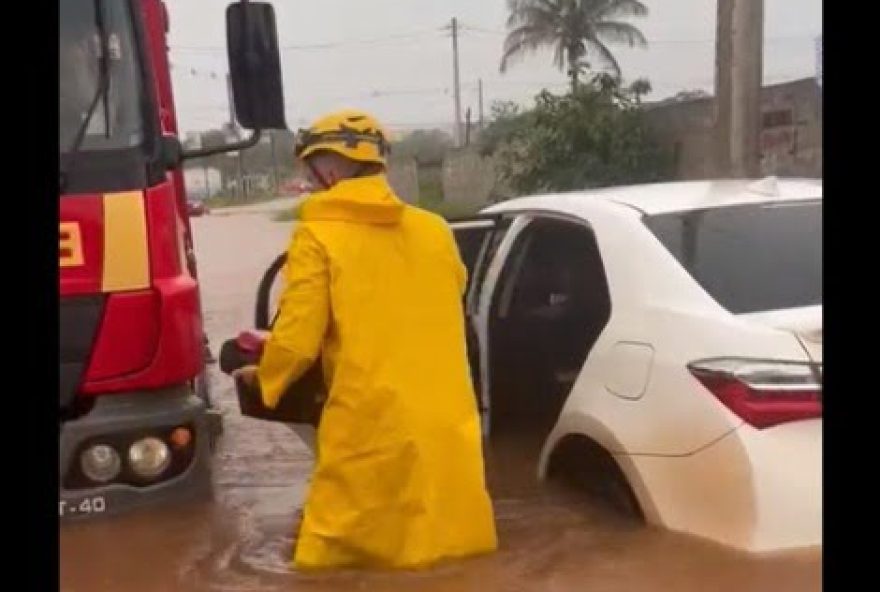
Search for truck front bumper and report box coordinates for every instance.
[59,386,213,521]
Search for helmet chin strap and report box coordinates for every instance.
[306,160,332,190]
[352,163,374,178]
[307,159,377,189]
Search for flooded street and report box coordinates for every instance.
[60,204,821,592]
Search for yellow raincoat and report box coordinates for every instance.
[256,174,497,569]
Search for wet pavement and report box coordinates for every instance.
[60,203,821,591]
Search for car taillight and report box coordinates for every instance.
[688,358,822,429]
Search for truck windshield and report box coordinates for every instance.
[60,0,145,153]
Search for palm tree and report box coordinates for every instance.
[500,0,649,93]
[628,77,652,104]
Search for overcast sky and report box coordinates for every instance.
[166,0,822,137]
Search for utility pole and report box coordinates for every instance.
[465,107,472,146]
[226,72,246,199]
[451,17,463,147]
[240,152,248,199]
[269,130,279,195]
[715,0,763,178]
[226,73,236,135]
[478,78,484,131]
[197,131,210,200]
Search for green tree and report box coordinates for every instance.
[479,80,673,195]
[666,89,710,103]
[391,129,453,166]
[500,0,649,93]
[628,77,652,104]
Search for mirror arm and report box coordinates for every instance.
[181,128,262,160]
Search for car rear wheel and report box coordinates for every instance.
[547,435,644,522]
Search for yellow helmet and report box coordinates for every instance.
[294,109,391,166]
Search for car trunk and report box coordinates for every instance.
[739,305,822,364]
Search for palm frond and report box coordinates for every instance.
[585,38,622,78]
[500,25,561,72]
[553,41,567,70]
[594,21,648,48]
[508,7,563,30]
[506,0,564,28]
[553,39,585,71]
[500,0,646,79]
[594,0,648,20]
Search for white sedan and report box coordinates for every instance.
[453,177,821,553]
[241,177,821,554]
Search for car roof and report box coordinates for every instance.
[485,177,822,217]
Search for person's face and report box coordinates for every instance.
[303,153,350,190]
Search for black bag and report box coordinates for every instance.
[218,251,328,425]
[219,336,326,425]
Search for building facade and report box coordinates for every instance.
[645,78,822,179]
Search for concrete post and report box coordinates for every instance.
[715,0,764,178]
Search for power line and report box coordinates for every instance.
[170,27,446,53]
[169,63,225,79]
[649,34,817,45]
[174,66,813,110]
[168,23,818,53]
[458,23,818,45]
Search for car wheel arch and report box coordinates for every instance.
[540,421,659,524]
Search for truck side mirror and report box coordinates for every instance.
[226,2,287,131]
[160,135,183,169]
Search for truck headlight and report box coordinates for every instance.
[80,444,122,483]
[128,437,171,479]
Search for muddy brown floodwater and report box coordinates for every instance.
[60,204,821,592]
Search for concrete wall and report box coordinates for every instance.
[183,167,222,199]
[644,97,718,178]
[645,77,822,180]
[758,78,822,177]
[441,148,502,211]
[387,157,420,204]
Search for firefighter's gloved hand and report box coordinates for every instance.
[232,365,259,387]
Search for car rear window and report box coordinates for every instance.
[643,200,822,314]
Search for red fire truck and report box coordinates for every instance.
[59,0,286,519]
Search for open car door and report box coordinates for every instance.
[218,252,326,449]
[449,214,511,436]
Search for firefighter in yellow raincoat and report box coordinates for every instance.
[236,109,497,570]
